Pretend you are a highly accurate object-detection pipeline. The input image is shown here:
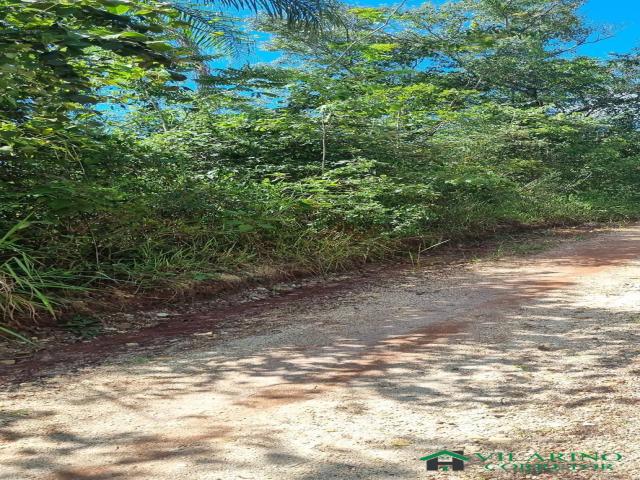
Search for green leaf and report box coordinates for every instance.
[119,31,148,40]
[145,41,173,52]
[108,4,132,15]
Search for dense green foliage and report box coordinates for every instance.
[1,0,639,330]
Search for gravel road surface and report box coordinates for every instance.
[1,226,639,479]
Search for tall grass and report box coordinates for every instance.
[0,220,80,342]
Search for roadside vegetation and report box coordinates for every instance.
[1,0,640,336]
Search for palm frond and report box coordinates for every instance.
[172,6,251,53]
[173,0,341,31]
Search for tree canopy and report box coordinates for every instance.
[1,0,639,330]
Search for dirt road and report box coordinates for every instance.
[1,226,639,479]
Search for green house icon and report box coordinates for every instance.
[420,450,470,471]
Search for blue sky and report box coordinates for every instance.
[579,0,640,56]
[223,0,640,66]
